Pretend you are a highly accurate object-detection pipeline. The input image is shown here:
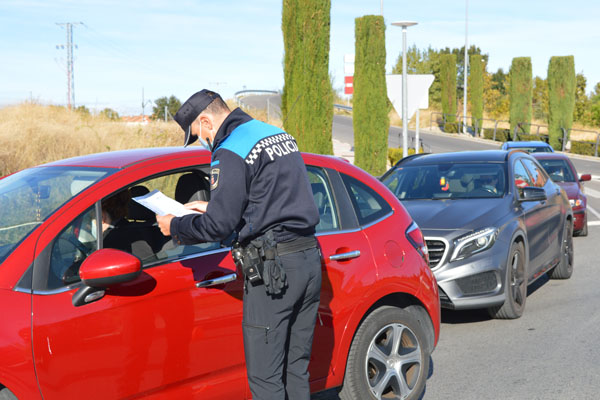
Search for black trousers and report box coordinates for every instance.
[242,247,322,400]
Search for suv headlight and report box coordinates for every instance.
[569,198,583,209]
[451,227,498,261]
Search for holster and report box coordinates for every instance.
[232,231,288,295]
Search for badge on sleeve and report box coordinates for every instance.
[210,168,220,190]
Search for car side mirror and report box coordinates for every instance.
[519,186,547,202]
[579,174,591,182]
[72,249,142,307]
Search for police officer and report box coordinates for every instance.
[156,89,322,400]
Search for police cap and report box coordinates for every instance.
[174,89,223,147]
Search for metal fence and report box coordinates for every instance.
[429,112,600,157]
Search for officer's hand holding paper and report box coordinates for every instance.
[133,189,201,217]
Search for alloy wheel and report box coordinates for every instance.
[510,250,526,307]
[365,323,422,400]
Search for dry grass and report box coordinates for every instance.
[0,102,284,177]
[0,103,182,176]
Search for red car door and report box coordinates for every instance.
[30,202,246,399]
[304,166,377,390]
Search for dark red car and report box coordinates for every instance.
[0,147,440,400]
[533,153,591,236]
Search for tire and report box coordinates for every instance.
[339,306,429,400]
[549,220,574,279]
[488,241,526,319]
[575,213,588,237]
[0,388,18,400]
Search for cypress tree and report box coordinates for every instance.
[353,15,388,176]
[469,54,484,133]
[509,57,533,136]
[440,54,457,129]
[548,56,576,150]
[281,0,333,154]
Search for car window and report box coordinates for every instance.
[513,160,533,188]
[537,159,576,182]
[48,206,99,290]
[307,166,340,232]
[382,163,506,199]
[341,173,391,226]
[0,167,111,265]
[101,168,222,267]
[522,159,547,188]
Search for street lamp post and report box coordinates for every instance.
[463,0,468,134]
[392,21,418,158]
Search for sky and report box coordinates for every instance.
[1,0,599,115]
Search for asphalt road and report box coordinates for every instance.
[241,95,600,399]
[331,114,600,229]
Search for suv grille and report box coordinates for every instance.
[425,239,446,268]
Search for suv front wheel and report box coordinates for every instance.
[340,306,429,400]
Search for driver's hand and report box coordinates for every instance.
[156,214,175,236]
[184,201,208,214]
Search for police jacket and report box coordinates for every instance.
[170,108,319,245]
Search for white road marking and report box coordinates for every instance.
[587,206,600,220]
[585,187,600,198]
[588,221,600,226]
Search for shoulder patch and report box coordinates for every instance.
[210,168,220,190]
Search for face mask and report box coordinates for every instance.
[196,120,214,151]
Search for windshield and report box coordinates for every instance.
[537,159,576,182]
[0,166,113,264]
[518,146,552,153]
[383,163,507,200]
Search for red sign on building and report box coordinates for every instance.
[344,76,353,95]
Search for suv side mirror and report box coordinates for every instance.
[519,186,547,202]
[579,174,591,182]
[72,249,142,307]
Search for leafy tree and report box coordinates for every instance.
[573,73,589,123]
[152,96,181,121]
[353,15,389,176]
[491,68,508,95]
[74,105,90,116]
[484,68,509,119]
[392,45,441,107]
[100,108,120,120]
[509,57,532,135]
[391,45,488,109]
[440,45,488,101]
[532,76,549,121]
[548,56,576,149]
[282,0,333,154]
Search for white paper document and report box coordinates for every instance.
[132,189,200,217]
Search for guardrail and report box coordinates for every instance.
[429,112,600,157]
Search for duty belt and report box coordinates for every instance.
[276,236,318,256]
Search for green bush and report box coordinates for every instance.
[509,57,533,134]
[548,56,576,150]
[570,140,597,156]
[483,128,510,142]
[515,133,547,142]
[388,147,417,165]
[353,15,389,176]
[443,122,459,133]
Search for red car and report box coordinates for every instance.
[0,147,440,400]
[533,153,592,236]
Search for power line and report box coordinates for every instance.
[56,22,83,109]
